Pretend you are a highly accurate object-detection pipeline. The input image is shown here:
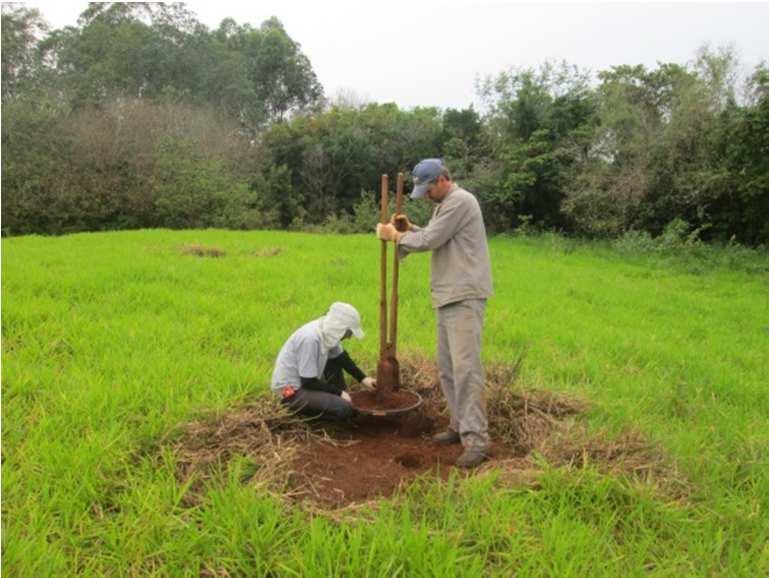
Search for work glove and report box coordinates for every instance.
[376,223,403,243]
[340,391,352,403]
[391,213,413,232]
[361,376,376,390]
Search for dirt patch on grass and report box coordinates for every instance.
[288,416,473,508]
[251,246,283,257]
[170,356,682,509]
[180,244,226,257]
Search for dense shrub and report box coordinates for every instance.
[1,99,264,234]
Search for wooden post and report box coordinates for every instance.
[389,173,403,353]
[379,174,388,358]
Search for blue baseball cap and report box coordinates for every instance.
[410,158,445,199]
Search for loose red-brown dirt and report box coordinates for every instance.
[349,389,420,411]
[289,411,512,508]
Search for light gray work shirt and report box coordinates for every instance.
[270,319,343,391]
[399,184,493,309]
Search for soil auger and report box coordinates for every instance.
[375,172,404,397]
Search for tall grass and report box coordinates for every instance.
[3,229,768,575]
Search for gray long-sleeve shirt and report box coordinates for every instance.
[398,184,493,309]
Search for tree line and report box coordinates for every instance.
[2,3,767,245]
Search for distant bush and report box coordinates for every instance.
[1,99,265,234]
[612,219,769,274]
[313,190,436,234]
[153,137,260,230]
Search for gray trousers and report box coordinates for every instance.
[281,357,354,420]
[283,388,354,420]
[437,299,489,449]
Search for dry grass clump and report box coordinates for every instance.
[539,426,689,496]
[171,397,309,504]
[180,244,226,257]
[398,354,585,454]
[398,355,684,493]
[486,382,585,454]
[252,247,283,257]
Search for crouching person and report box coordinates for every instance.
[271,302,376,419]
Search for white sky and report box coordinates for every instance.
[15,1,769,110]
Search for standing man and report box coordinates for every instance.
[376,159,493,468]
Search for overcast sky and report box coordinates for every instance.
[19,1,769,110]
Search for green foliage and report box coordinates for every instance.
[250,164,298,230]
[707,64,769,245]
[204,16,323,131]
[1,99,262,234]
[439,106,489,176]
[561,48,769,245]
[0,95,73,234]
[477,61,596,231]
[260,103,442,226]
[153,137,260,229]
[1,4,49,102]
[611,219,769,275]
[27,4,322,131]
[1,6,767,247]
[315,190,435,234]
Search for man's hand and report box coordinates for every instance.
[340,391,352,403]
[391,213,413,232]
[361,376,376,390]
[376,223,403,243]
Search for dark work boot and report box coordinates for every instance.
[432,429,461,445]
[455,447,488,469]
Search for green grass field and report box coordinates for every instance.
[3,229,769,576]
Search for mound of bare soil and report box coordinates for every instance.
[349,389,420,411]
[170,357,681,510]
